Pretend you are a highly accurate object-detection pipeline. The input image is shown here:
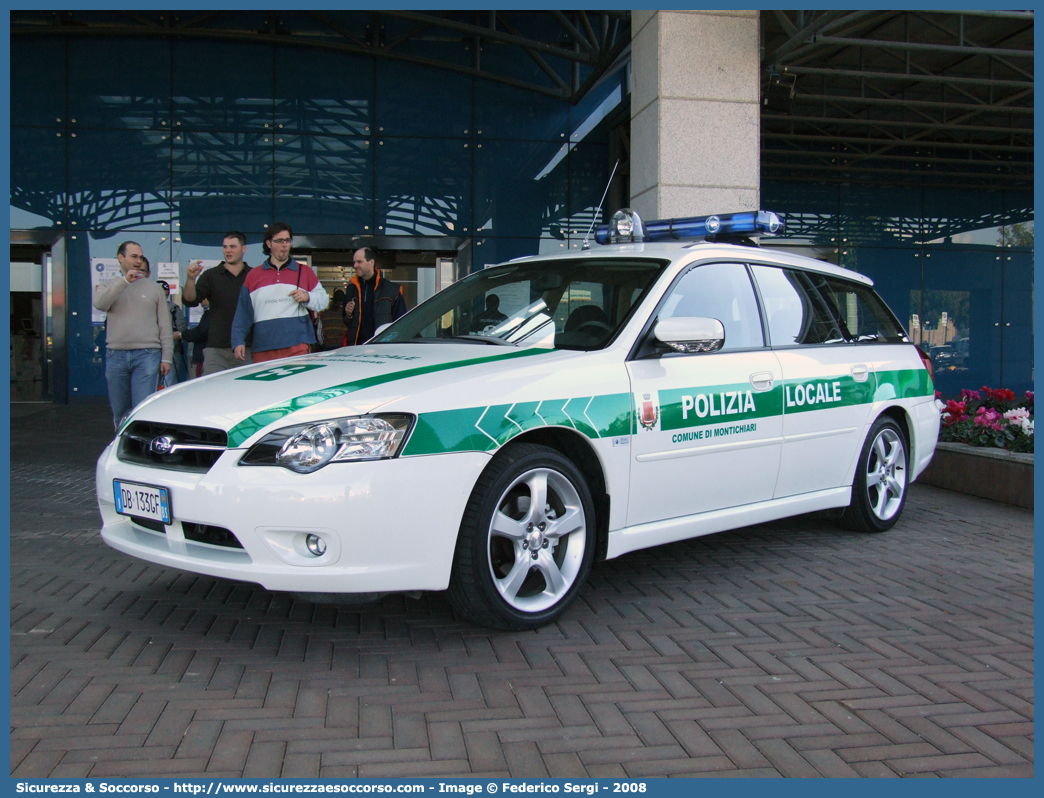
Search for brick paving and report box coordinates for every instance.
[10,404,1034,778]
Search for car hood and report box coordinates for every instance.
[123,344,562,448]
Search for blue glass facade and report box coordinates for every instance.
[10,35,1033,401]
[761,181,1033,398]
[11,35,625,400]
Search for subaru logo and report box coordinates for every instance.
[150,435,175,454]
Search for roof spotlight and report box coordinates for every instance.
[608,209,645,244]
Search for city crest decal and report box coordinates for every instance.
[634,390,661,432]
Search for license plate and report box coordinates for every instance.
[113,480,172,525]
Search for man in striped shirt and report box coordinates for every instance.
[231,222,329,363]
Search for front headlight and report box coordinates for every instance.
[240,414,414,473]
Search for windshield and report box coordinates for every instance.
[372,258,667,350]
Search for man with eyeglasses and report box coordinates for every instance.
[231,222,329,363]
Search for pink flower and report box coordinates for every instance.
[1026,391,1034,403]
[1005,408,1034,436]
[974,407,1002,431]
[960,389,981,402]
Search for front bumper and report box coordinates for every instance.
[96,442,490,593]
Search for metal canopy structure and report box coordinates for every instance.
[10,9,1034,237]
[11,9,631,105]
[761,10,1033,189]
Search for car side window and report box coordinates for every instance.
[751,265,846,346]
[809,274,909,343]
[659,262,764,350]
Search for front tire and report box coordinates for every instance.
[842,416,909,533]
[447,443,596,630]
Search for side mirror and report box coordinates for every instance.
[653,316,725,353]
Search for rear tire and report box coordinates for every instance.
[447,443,596,630]
[841,416,909,533]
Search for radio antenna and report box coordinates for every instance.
[582,158,621,250]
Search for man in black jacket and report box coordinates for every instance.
[342,247,407,346]
[182,231,251,374]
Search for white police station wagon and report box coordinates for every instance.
[96,209,940,629]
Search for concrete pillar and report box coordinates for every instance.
[630,10,760,220]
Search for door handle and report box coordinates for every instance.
[750,371,774,391]
[851,364,869,382]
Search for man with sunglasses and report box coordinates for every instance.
[231,222,329,363]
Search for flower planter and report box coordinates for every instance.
[917,442,1033,509]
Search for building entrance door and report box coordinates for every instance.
[299,244,459,349]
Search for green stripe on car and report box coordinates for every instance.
[227,348,548,448]
[401,367,930,457]
[875,368,934,399]
[402,393,633,456]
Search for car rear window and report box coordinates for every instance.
[808,274,909,343]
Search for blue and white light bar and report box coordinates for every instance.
[594,209,784,245]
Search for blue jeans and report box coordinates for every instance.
[105,348,162,429]
[163,347,190,388]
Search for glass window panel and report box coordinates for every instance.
[173,40,274,132]
[923,187,1004,248]
[274,135,373,235]
[474,83,569,142]
[751,265,845,346]
[1002,250,1033,395]
[761,179,840,249]
[173,131,273,233]
[474,139,568,239]
[12,36,66,128]
[68,37,171,130]
[566,141,611,240]
[376,137,471,237]
[11,127,65,229]
[470,237,544,272]
[568,67,626,147]
[276,45,372,136]
[1004,191,1033,246]
[376,58,471,138]
[68,128,172,232]
[660,263,764,350]
[840,183,922,247]
[1001,217,1034,250]
[919,248,1002,396]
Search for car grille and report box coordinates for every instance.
[118,421,228,473]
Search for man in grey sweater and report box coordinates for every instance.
[92,241,174,428]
